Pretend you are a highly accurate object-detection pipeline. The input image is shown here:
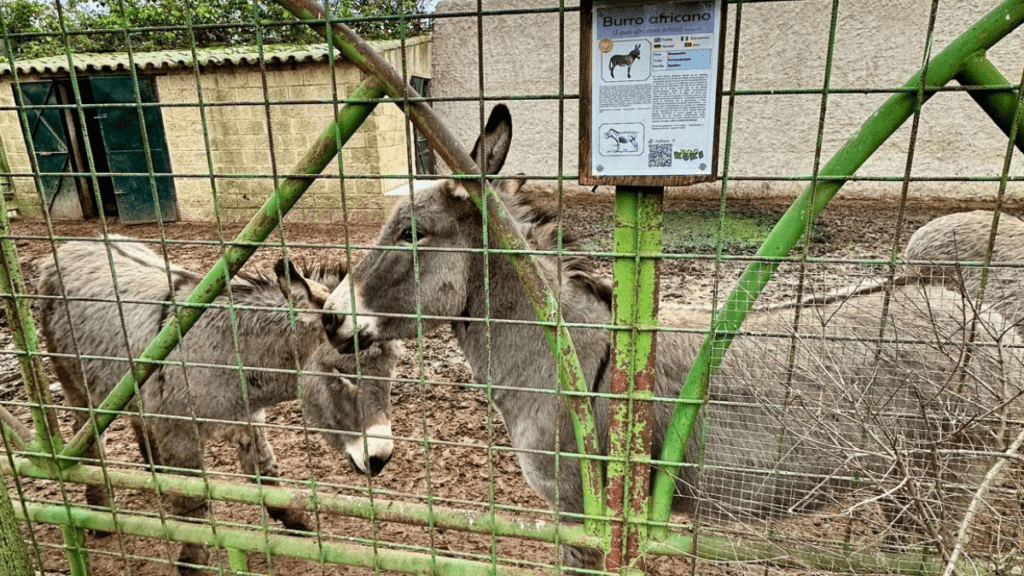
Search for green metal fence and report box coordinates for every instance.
[1,1,1024,575]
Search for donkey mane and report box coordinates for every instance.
[204,257,347,301]
[293,258,348,291]
[500,182,613,306]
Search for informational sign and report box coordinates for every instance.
[580,0,725,186]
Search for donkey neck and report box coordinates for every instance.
[454,250,611,410]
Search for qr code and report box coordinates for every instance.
[648,144,672,167]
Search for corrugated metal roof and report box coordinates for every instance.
[0,36,429,77]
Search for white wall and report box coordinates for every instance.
[431,0,1024,201]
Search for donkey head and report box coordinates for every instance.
[322,104,513,350]
[302,340,400,476]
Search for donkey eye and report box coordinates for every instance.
[398,227,425,245]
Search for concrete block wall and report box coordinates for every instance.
[0,36,431,222]
[0,86,39,218]
[432,0,1024,202]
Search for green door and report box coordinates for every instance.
[88,76,178,224]
[19,81,83,219]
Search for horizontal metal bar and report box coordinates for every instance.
[6,458,956,575]
[2,457,603,550]
[17,501,545,576]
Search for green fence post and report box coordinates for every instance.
[0,131,16,219]
[956,54,1024,154]
[60,523,90,576]
[0,476,32,575]
[0,183,64,461]
[227,547,249,574]
[606,187,662,572]
[648,0,1024,540]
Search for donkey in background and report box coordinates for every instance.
[320,105,1024,569]
[38,237,399,576]
[609,43,641,78]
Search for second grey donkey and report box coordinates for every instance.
[37,237,399,576]
[321,105,1024,568]
[905,209,1024,333]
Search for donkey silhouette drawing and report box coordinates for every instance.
[603,128,638,153]
[609,44,641,78]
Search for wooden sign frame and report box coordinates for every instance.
[580,0,727,187]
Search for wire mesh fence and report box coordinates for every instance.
[1,1,1024,575]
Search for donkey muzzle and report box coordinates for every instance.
[323,312,376,354]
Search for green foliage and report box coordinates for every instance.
[0,0,429,59]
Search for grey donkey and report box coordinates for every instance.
[37,237,399,576]
[319,105,1024,569]
[905,210,1024,333]
[609,43,641,78]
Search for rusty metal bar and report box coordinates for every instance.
[605,187,662,572]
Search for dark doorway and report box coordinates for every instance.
[15,75,178,224]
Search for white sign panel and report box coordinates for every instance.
[589,0,722,179]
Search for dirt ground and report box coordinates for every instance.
[2,191,1021,575]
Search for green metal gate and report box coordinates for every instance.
[1,1,1024,575]
[17,80,82,219]
[88,75,178,225]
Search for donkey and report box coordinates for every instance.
[37,237,399,576]
[905,210,1024,332]
[609,44,641,78]
[603,128,638,153]
[321,105,1024,568]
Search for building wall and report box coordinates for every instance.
[431,1,1024,201]
[0,36,431,222]
[0,85,36,218]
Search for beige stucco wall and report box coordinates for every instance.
[0,36,431,222]
[0,87,36,217]
[432,1,1024,201]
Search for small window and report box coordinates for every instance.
[410,76,435,175]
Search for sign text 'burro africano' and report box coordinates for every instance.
[581,0,724,186]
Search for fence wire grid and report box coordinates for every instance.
[1,1,1024,576]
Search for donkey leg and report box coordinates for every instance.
[562,544,604,573]
[68,408,115,526]
[169,492,211,576]
[157,429,213,576]
[130,416,159,468]
[235,417,310,531]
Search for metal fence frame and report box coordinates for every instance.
[1,0,1023,574]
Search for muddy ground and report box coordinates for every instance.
[2,191,1021,575]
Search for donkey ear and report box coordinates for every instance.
[493,175,527,196]
[274,258,314,306]
[469,104,512,176]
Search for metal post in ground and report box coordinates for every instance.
[606,186,662,572]
[0,475,32,575]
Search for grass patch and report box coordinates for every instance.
[580,209,830,254]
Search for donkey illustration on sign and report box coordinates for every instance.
[321,105,1024,569]
[603,127,638,153]
[609,43,642,78]
[38,238,399,576]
